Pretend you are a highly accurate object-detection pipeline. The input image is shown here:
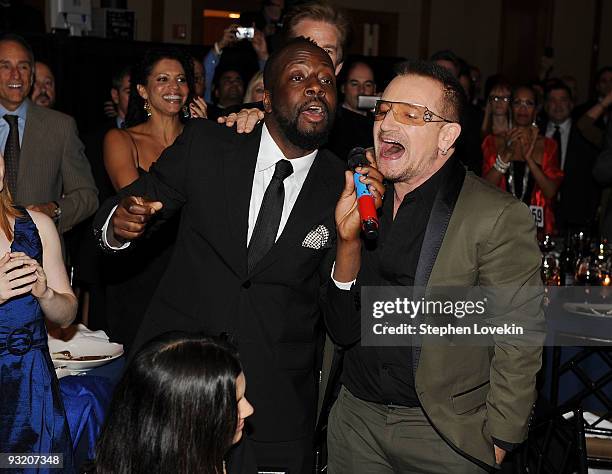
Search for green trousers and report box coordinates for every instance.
[327,386,490,474]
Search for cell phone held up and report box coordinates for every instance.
[357,95,381,112]
[236,27,255,40]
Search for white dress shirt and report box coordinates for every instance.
[103,123,318,249]
[247,124,316,244]
[545,118,571,170]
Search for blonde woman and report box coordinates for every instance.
[243,70,265,104]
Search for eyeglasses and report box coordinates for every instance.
[489,95,511,103]
[374,99,453,126]
[512,99,535,108]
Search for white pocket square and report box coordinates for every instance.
[302,225,331,250]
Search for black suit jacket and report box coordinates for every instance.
[554,123,600,231]
[93,120,345,442]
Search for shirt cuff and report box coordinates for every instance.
[102,204,130,250]
[331,261,355,290]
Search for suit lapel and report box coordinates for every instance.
[412,159,466,375]
[17,101,45,201]
[222,124,262,277]
[249,150,339,276]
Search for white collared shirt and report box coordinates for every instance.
[546,118,572,169]
[102,123,318,249]
[247,124,317,245]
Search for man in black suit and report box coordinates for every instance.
[543,79,600,233]
[94,37,384,474]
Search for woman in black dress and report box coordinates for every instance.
[102,48,203,348]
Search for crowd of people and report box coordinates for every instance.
[0,0,611,472]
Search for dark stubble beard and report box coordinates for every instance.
[272,101,335,151]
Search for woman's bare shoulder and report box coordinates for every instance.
[25,209,57,244]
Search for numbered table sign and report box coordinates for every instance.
[529,205,544,228]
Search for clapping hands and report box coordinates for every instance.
[0,252,48,304]
[503,127,538,162]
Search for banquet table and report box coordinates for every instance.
[59,355,125,469]
[543,293,612,414]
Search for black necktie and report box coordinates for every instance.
[3,115,20,195]
[553,125,563,168]
[248,159,294,273]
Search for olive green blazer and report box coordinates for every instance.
[324,159,544,468]
[413,162,544,467]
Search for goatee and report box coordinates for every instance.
[273,101,335,151]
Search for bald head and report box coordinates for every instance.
[32,61,56,108]
[261,36,337,158]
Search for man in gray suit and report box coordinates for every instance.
[0,34,97,234]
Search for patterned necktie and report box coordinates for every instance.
[248,159,294,273]
[553,125,563,169]
[3,115,20,195]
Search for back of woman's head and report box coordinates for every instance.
[125,48,195,127]
[94,332,242,474]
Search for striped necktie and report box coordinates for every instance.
[3,114,20,194]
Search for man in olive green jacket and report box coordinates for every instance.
[324,60,544,473]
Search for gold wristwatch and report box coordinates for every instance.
[52,201,62,220]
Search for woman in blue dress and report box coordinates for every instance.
[0,151,78,472]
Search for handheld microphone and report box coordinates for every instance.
[347,147,379,240]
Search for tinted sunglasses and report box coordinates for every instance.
[374,99,453,126]
[489,95,511,103]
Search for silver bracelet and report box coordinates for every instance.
[494,154,510,174]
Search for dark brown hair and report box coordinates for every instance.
[394,60,467,125]
[93,332,242,474]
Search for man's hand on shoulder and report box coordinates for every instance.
[218,108,264,134]
[110,196,163,244]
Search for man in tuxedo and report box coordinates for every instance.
[544,79,600,233]
[94,38,384,474]
[0,34,97,235]
[324,61,544,472]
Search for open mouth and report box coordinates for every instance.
[162,94,183,104]
[300,102,327,123]
[7,83,23,90]
[379,137,406,160]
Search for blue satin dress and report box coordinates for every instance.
[0,209,74,473]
